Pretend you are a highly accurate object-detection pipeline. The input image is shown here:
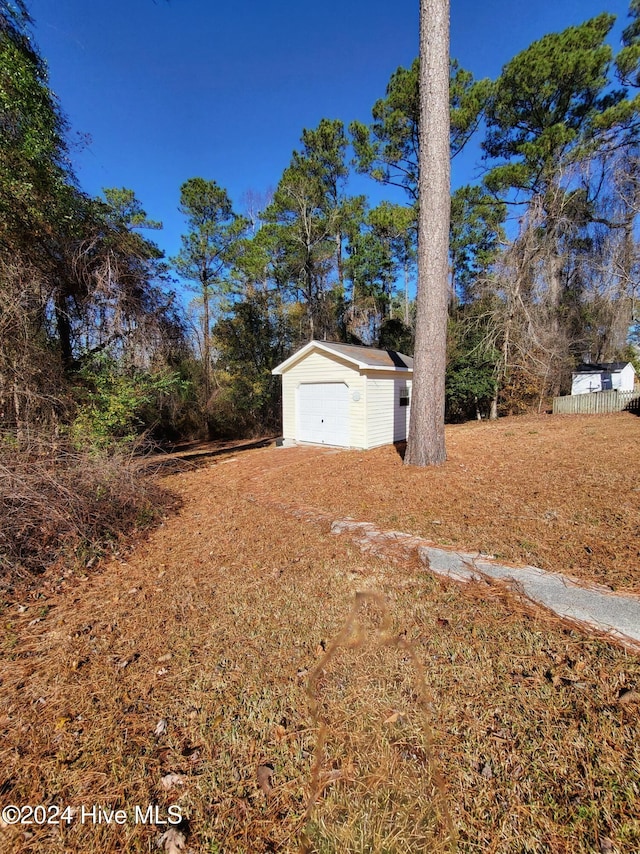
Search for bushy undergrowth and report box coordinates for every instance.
[0,435,173,590]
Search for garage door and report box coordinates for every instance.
[297,383,350,447]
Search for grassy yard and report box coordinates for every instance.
[1,413,639,853]
[251,412,640,594]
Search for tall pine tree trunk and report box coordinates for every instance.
[202,280,211,400]
[404,261,410,326]
[405,0,450,467]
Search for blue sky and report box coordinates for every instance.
[28,0,634,265]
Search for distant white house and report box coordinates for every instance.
[272,341,413,450]
[571,361,637,395]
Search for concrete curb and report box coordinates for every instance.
[330,517,640,654]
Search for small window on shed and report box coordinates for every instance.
[399,387,410,407]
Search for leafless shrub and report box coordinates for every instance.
[0,433,175,591]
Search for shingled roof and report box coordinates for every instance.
[573,362,631,373]
[272,340,413,374]
[317,341,413,369]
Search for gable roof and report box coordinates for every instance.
[573,361,633,374]
[272,340,413,375]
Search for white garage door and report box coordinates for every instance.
[297,383,350,447]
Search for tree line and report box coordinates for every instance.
[2,0,639,447]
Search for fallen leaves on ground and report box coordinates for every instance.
[1,413,639,853]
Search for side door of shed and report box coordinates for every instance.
[297,383,349,446]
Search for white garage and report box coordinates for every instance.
[297,382,350,446]
[571,361,636,395]
[272,341,413,450]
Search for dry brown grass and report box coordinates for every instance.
[1,414,639,853]
[0,437,173,592]
[247,413,640,593]
[302,592,455,853]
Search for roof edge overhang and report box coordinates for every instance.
[572,368,625,376]
[272,340,412,375]
[573,362,634,375]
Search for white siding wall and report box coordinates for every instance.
[620,363,636,392]
[572,365,636,395]
[571,372,602,395]
[364,378,393,447]
[281,351,366,447]
[364,375,412,448]
[393,378,412,442]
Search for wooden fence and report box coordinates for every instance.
[553,389,640,415]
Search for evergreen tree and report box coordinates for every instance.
[172,178,247,398]
[482,13,640,398]
[351,58,490,201]
[263,120,364,341]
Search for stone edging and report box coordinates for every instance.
[328,517,640,654]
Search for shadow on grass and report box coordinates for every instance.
[137,436,278,476]
[393,440,407,460]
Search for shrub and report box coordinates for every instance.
[0,434,175,592]
[71,354,187,447]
